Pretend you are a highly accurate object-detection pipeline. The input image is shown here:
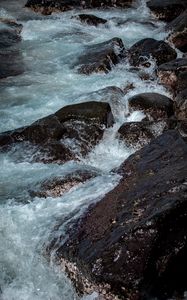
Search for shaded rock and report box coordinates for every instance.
[129,38,177,67]
[158,58,187,94]
[30,169,98,198]
[0,28,21,49]
[0,18,23,34]
[174,89,187,120]
[147,0,187,22]
[166,10,187,52]
[128,92,174,121]
[25,0,133,14]
[118,120,169,149]
[74,38,125,75]
[0,101,114,163]
[52,130,187,300]
[73,14,107,26]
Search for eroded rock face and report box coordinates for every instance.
[0,101,114,163]
[118,120,169,149]
[73,14,107,26]
[51,130,187,300]
[129,38,177,67]
[147,0,187,22]
[158,58,187,94]
[30,169,98,198]
[25,0,133,14]
[166,10,187,52]
[74,38,125,75]
[128,93,174,121]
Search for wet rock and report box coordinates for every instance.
[0,18,23,34]
[25,0,133,14]
[158,58,187,94]
[166,10,187,52]
[52,130,187,300]
[174,89,187,120]
[128,92,174,121]
[129,38,177,67]
[30,169,98,198]
[0,101,114,163]
[147,0,187,22]
[118,120,169,149]
[74,38,125,75]
[73,14,107,26]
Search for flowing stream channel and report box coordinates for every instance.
[0,1,174,299]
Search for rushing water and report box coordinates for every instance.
[0,1,174,299]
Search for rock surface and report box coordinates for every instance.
[128,92,174,121]
[158,58,187,94]
[118,120,169,149]
[129,38,177,67]
[147,0,187,22]
[25,0,133,14]
[52,130,187,300]
[0,101,114,163]
[174,89,187,120]
[30,169,98,198]
[74,38,125,75]
[73,14,107,26]
[166,10,187,52]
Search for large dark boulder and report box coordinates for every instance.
[74,38,125,75]
[129,38,177,67]
[158,58,187,94]
[52,130,187,300]
[73,14,107,26]
[0,101,114,163]
[147,0,187,22]
[25,0,133,14]
[166,10,187,53]
[128,92,174,121]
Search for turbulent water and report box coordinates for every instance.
[0,1,175,299]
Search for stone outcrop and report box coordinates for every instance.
[74,38,125,75]
[51,130,187,300]
[174,89,187,120]
[129,38,177,67]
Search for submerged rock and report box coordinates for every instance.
[73,14,107,26]
[74,38,125,75]
[25,0,133,14]
[30,169,98,198]
[51,130,187,300]
[0,101,114,163]
[158,58,187,94]
[0,19,24,79]
[166,10,187,53]
[128,92,174,120]
[129,38,177,67]
[147,0,187,22]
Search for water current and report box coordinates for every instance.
[0,1,175,299]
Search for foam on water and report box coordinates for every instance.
[0,1,173,299]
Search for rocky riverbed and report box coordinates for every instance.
[0,0,187,299]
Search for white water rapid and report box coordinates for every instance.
[0,1,174,299]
